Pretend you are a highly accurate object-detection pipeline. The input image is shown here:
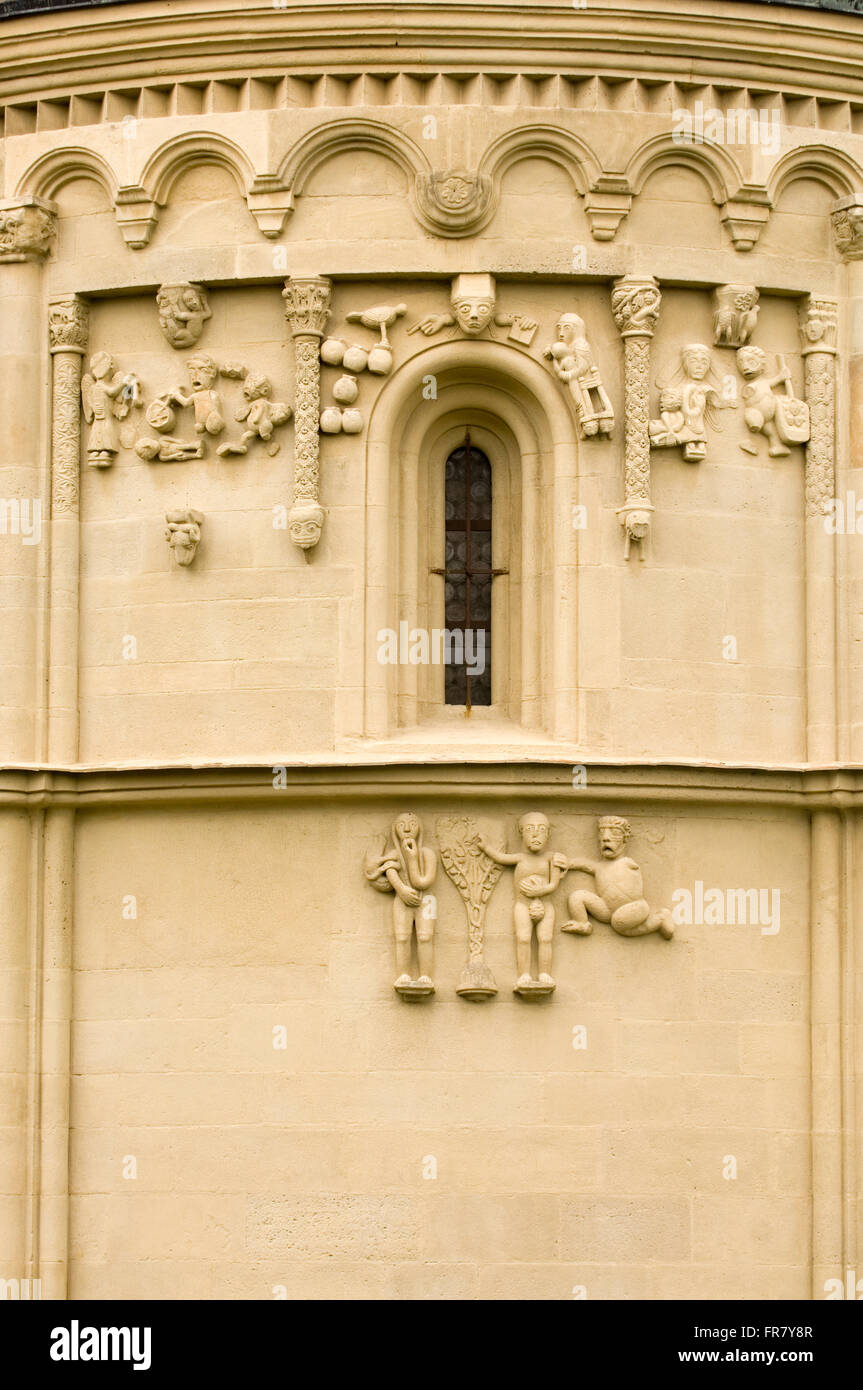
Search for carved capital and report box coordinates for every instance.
[831,195,863,261]
[49,295,89,355]
[611,276,661,338]
[799,296,838,356]
[0,197,57,263]
[283,276,332,338]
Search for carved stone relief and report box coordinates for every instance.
[543,312,613,438]
[134,355,289,463]
[319,303,405,434]
[649,344,732,463]
[368,811,676,1001]
[364,813,438,998]
[561,816,674,940]
[165,508,203,566]
[407,273,537,345]
[0,197,57,262]
[736,346,810,458]
[713,284,759,348]
[479,811,566,998]
[437,815,501,1000]
[81,353,142,467]
[415,169,494,236]
[156,282,212,349]
[831,195,863,261]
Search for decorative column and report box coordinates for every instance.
[611,275,661,557]
[282,276,331,555]
[48,295,89,764]
[800,298,838,762]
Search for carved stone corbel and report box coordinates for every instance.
[719,193,771,252]
[831,194,863,261]
[414,170,494,236]
[611,275,661,558]
[799,297,838,517]
[0,196,57,262]
[114,186,162,250]
[713,284,759,348]
[282,276,331,553]
[584,177,632,242]
[247,175,295,239]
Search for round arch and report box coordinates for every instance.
[363,340,579,742]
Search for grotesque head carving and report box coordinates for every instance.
[598,815,631,858]
[157,283,212,350]
[165,509,203,567]
[289,500,325,550]
[450,272,496,337]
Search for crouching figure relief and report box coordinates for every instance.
[364,814,438,999]
[561,816,674,940]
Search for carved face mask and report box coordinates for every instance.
[289,502,325,550]
[452,295,495,336]
[165,510,203,567]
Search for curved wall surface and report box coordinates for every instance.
[0,0,860,1302]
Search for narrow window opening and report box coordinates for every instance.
[433,430,506,710]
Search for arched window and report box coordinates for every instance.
[436,434,504,708]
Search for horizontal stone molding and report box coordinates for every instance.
[1,763,863,812]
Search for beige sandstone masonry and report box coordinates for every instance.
[0,0,861,1302]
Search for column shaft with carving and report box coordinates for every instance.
[282,276,331,552]
[611,276,661,556]
[48,295,88,763]
[800,297,838,763]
